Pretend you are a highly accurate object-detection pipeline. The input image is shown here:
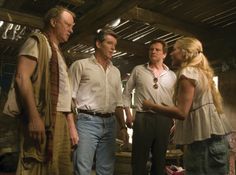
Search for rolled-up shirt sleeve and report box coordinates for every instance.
[18,37,39,60]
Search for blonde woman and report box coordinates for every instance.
[143,37,232,175]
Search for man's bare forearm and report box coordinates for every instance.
[115,106,126,129]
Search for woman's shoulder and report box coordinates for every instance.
[179,66,200,79]
[181,66,199,74]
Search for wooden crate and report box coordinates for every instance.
[114,152,132,175]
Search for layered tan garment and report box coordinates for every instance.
[15,33,72,175]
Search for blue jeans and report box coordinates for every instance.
[73,113,116,175]
[184,136,229,175]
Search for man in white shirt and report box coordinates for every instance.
[69,28,128,175]
[123,39,176,175]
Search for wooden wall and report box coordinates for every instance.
[219,69,236,131]
[0,56,16,95]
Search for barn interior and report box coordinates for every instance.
[0,0,236,174]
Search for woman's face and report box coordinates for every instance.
[170,43,184,68]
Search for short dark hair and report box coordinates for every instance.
[149,39,168,54]
[43,6,75,30]
[94,28,118,49]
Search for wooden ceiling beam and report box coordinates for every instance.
[121,7,236,46]
[3,0,27,10]
[2,2,233,59]
[0,4,148,57]
[63,0,143,50]
[63,0,85,7]
[71,35,148,57]
[121,7,207,38]
[0,8,43,28]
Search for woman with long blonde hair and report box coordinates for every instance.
[143,37,232,175]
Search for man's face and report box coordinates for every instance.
[96,34,117,60]
[54,11,75,43]
[148,42,166,63]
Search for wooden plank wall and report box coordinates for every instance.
[219,69,236,131]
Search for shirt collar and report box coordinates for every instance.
[145,62,170,71]
[90,54,113,67]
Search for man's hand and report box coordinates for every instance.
[28,114,45,144]
[69,124,79,148]
[124,107,133,128]
[66,113,79,148]
[126,114,133,128]
[119,128,129,145]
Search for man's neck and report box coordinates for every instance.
[45,30,59,46]
[95,52,110,70]
[149,62,165,77]
[149,61,164,70]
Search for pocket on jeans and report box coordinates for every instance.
[208,139,228,167]
[77,113,93,121]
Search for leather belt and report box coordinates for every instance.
[77,109,114,118]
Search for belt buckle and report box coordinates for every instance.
[75,108,79,115]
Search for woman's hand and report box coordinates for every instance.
[142,99,154,110]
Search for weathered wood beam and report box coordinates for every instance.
[73,35,148,57]
[0,5,147,57]
[3,0,27,10]
[121,7,206,38]
[0,8,43,28]
[65,0,85,7]
[121,6,236,49]
[63,0,143,50]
